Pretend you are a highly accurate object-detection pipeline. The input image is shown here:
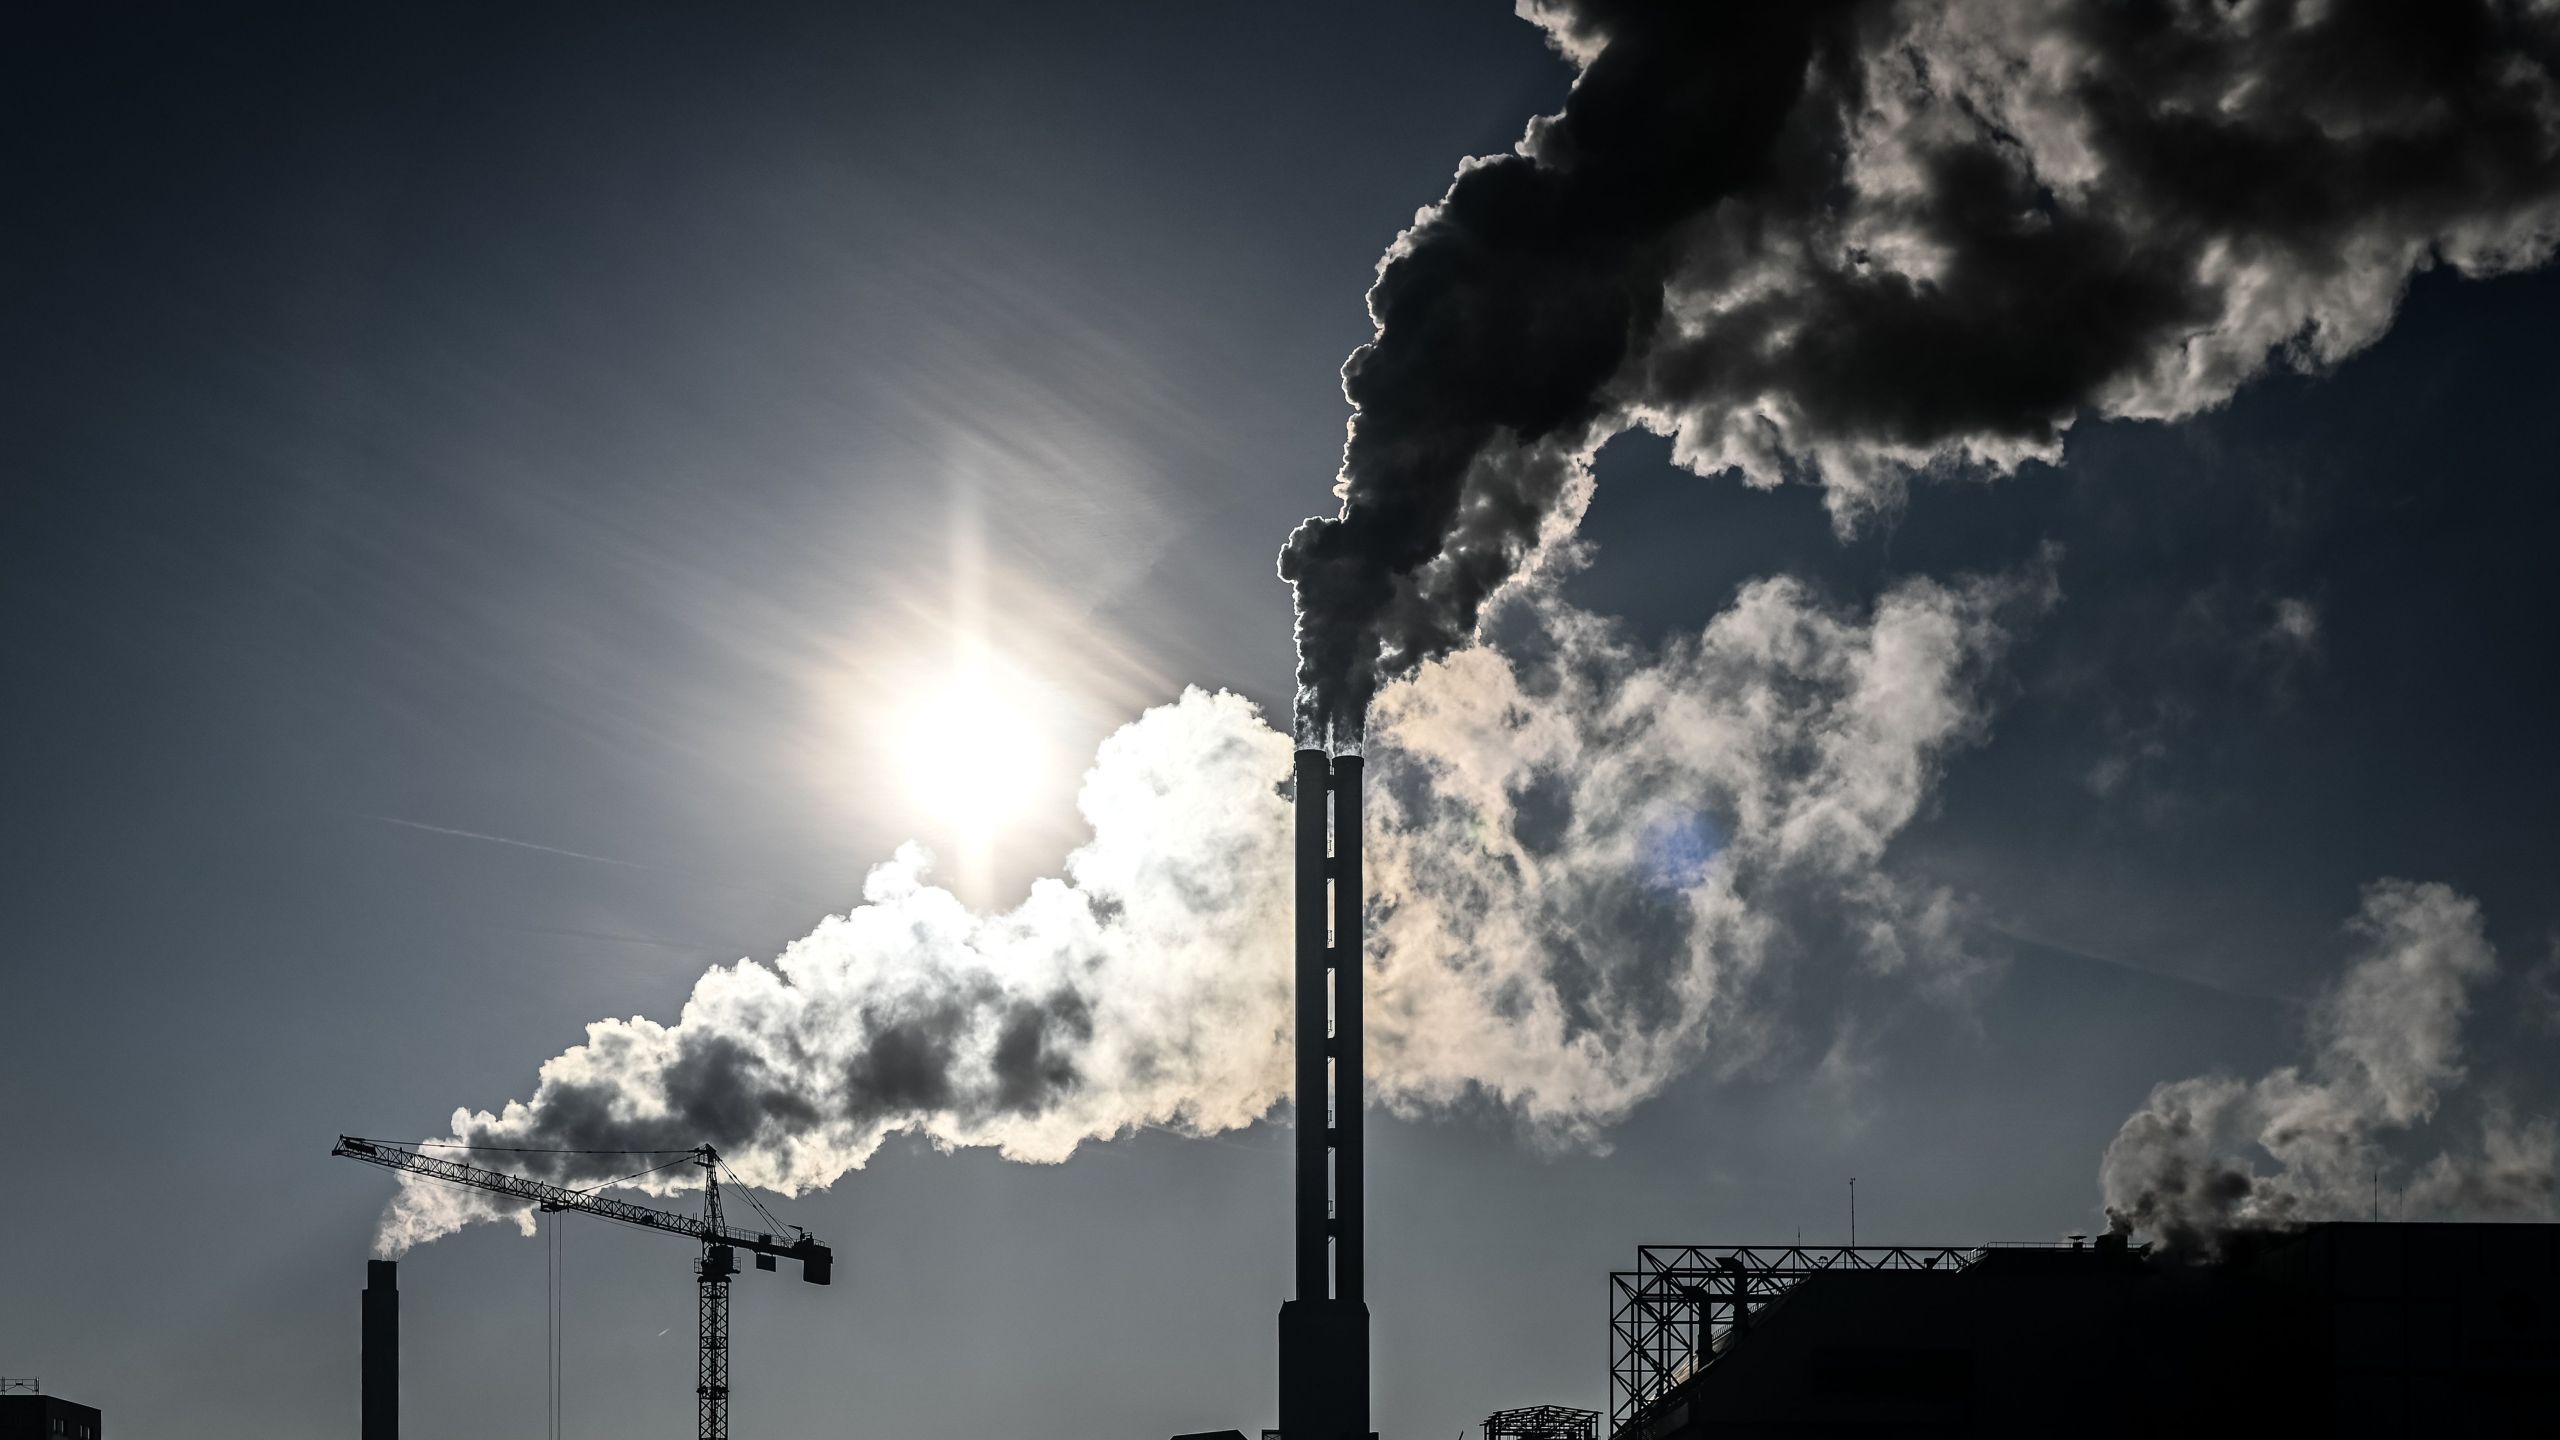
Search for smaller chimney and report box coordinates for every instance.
[364,1259,398,1440]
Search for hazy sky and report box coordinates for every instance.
[8,4,2559,1437]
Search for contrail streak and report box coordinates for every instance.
[484,923,732,956]
[363,815,658,872]
[1987,924,2281,1006]
[363,812,839,911]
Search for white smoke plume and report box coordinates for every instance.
[374,558,2049,1253]
[2100,880,2559,1258]
[1358,557,2053,1138]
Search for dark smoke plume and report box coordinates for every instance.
[1280,0,2560,739]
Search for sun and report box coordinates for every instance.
[896,660,1049,838]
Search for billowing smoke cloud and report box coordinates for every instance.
[2100,880,2559,1258]
[377,692,1296,1251]
[1358,555,2053,1136]
[1279,0,2560,738]
[376,558,2046,1252]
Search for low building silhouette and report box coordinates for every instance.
[0,1392,102,1440]
[1611,1223,2559,1438]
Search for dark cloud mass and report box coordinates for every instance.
[1280,0,2560,739]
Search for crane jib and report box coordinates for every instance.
[330,1136,833,1282]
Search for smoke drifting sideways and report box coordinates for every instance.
[373,558,2050,1254]
[1278,0,2560,740]
[2101,881,2560,1260]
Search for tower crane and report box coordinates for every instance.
[333,1135,833,1440]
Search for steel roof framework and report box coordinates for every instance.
[1484,1402,1601,1439]
[1607,1244,1983,1433]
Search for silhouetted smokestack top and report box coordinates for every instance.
[1291,749,1330,1303]
[1280,748,1367,1439]
[363,1259,397,1440]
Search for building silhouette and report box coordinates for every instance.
[0,1391,102,1440]
[1611,1223,2560,1438]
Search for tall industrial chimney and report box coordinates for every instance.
[363,1259,398,1440]
[1277,747,1367,1439]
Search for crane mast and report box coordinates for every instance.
[333,1135,831,1440]
[696,1149,731,1440]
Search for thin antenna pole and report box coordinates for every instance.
[1849,1177,1856,1247]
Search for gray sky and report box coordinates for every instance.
[7,3,2559,1436]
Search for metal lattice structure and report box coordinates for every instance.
[1608,1244,1983,1433]
[0,1379,39,1395]
[332,1138,829,1265]
[1486,1402,1601,1439]
[694,1152,735,1440]
[698,1268,731,1439]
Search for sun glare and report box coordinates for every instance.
[897,662,1049,838]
